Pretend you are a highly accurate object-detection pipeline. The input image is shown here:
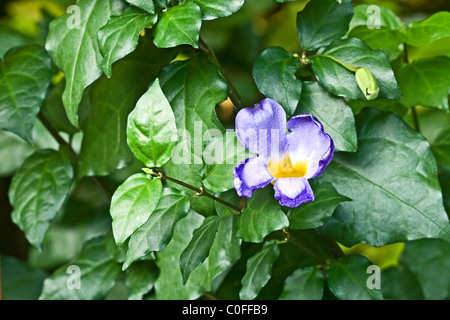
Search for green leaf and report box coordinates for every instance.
[327,255,383,300]
[279,266,324,300]
[99,7,157,78]
[110,173,163,246]
[0,129,33,177]
[381,265,424,300]
[405,12,450,47]
[160,54,227,190]
[349,4,402,30]
[40,80,78,136]
[152,2,202,49]
[397,56,450,112]
[347,26,405,60]
[296,81,357,152]
[253,47,302,117]
[201,131,250,193]
[319,109,450,247]
[9,148,74,250]
[127,79,178,168]
[296,0,353,51]
[125,0,156,14]
[125,261,159,300]
[1,255,47,300]
[78,35,180,178]
[39,237,121,300]
[45,0,123,127]
[0,45,52,142]
[240,240,280,300]
[288,181,351,230]
[180,215,222,284]
[400,238,450,300]
[237,187,289,243]
[185,0,244,20]
[154,212,240,299]
[432,126,450,171]
[123,187,190,270]
[0,25,33,59]
[312,38,401,100]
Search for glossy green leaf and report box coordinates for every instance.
[397,56,450,112]
[312,38,401,100]
[125,261,159,300]
[1,255,47,300]
[0,45,52,142]
[296,0,353,51]
[236,187,289,243]
[184,0,244,20]
[0,129,33,177]
[155,212,240,299]
[99,7,157,78]
[240,240,280,300]
[127,79,177,168]
[180,215,222,284]
[327,255,383,300]
[39,237,121,300]
[348,27,405,59]
[406,12,450,47]
[45,0,123,127]
[202,131,250,193]
[125,0,156,14]
[400,239,450,300]
[348,1,404,59]
[279,266,324,300]
[288,181,351,230]
[0,26,33,59]
[253,47,302,117]
[381,265,424,300]
[123,187,190,270]
[319,109,450,247]
[110,173,163,246]
[40,80,78,136]
[432,126,450,171]
[349,4,402,30]
[153,2,202,49]
[78,36,179,178]
[160,54,227,190]
[296,81,357,152]
[9,149,73,250]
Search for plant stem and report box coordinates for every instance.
[411,106,421,133]
[403,44,421,133]
[38,112,112,203]
[198,37,247,110]
[313,54,359,72]
[155,168,242,213]
[282,229,328,265]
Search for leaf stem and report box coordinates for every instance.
[403,43,421,133]
[312,54,359,72]
[198,37,247,110]
[154,168,242,213]
[38,112,112,203]
[282,229,328,265]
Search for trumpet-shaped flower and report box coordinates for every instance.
[233,98,334,208]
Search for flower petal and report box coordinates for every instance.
[233,157,273,198]
[273,177,314,208]
[286,114,334,179]
[235,98,287,159]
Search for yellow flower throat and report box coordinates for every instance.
[267,154,308,179]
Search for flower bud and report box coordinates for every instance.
[355,67,379,100]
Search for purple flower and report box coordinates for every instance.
[233,98,334,208]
